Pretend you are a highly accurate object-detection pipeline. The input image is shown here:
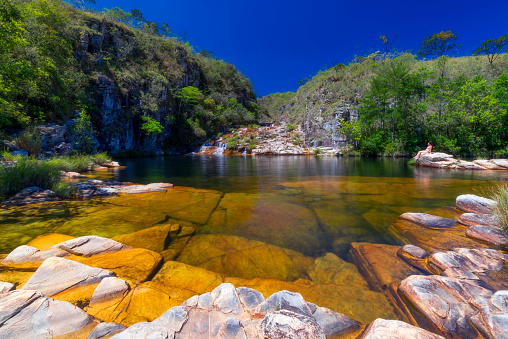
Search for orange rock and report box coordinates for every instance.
[26,233,76,250]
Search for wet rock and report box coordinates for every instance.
[236,287,265,311]
[399,213,456,229]
[349,243,420,292]
[307,252,369,288]
[118,183,173,195]
[312,306,362,338]
[0,290,98,338]
[359,318,445,339]
[466,225,508,247]
[176,234,313,281]
[103,161,121,168]
[399,275,492,338]
[88,322,127,339]
[0,282,15,294]
[1,187,60,207]
[456,194,496,214]
[259,309,326,339]
[473,160,506,170]
[112,224,176,253]
[491,159,508,169]
[458,213,501,228]
[252,290,313,317]
[160,226,195,261]
[55,235,129,257]
[69,247,163,282]
[396,245,432,274]
[22,257,114,297]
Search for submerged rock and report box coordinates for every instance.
[456,194,496,214]
[112,224,177,253]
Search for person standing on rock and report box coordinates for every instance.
[414,143,432,159]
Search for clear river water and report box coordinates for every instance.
[1,155,506,258]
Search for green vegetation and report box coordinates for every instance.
[14,126,43,155]
[0,157,61,198]
[47,152,110,172]
[491,185,508,234]
[286,123,296,132]
[0,0,259,149]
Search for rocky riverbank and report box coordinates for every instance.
[416,153,508,170]
[196,124,343,156]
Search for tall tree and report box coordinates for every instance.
[417,31,459,58]
[473,35,508,65]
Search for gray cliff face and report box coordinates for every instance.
[76,19,205,154]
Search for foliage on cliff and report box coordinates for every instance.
[259,52,508,156]
[0,0,259,150]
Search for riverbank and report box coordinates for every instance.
[416,152,508,170]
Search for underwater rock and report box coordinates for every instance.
[160,226,195,261]
[359,319,445,339]
[26,233,76,250]
[456,194,496,214]
[307,252,369,288]
[176,234,314,281]
[112,224,177,253]
[465,225,508,247]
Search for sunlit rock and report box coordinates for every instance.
[26,233,76,250]
[112,224,178,253]
[399,213,456,229]
[456,194,496,214]
[88,322,127,339]
[359,319,445,339]
[160,226,195,261]
[458,212,501,228]
[465,225,508,247]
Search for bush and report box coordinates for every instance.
[286,124,296,132]
[1,150,23,162]
[15,127,43,155]
[51,181,76,199]
[313,148,324,155]
[491,185,508,235]
[92,152,111,165]
[0,157,61,198]
[47,154,95,172]
[227,141,238,150]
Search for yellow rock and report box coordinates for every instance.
[0,270,34,288]
[52,283,98,309]
[26,233,76,250]
[152,261,224,294]
[307,253,369,289]
[160,226,195,261]
[112,224,179,253]
[177,234,313,281]
[87,281,195,327]
[68,248,163,282]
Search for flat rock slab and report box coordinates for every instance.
[400,213,457,229]
[458,213,501,228]
[359,319,445,339]
[0,282,15,294]
[418,153,455,162]
[90,277,130,305]
[53,235,128,257]
[491,159,508,169]
[466,225,508,247]
[22,257,114,296]
[455,161,486,170]
[88,322,127,339]
[399,275,493,338]
[456,194,496,214]
[112,224,176,253]
[0,290,98,338]
[1,187,60,207]
[473,160,506,170]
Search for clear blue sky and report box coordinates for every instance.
[93,0,508,97]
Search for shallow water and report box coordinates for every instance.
[1,156,505,258]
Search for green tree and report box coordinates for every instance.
[417,31,459,58]
[473,35,508,65]
[141,116,163,135]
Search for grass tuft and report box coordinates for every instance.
[491,184,508,234]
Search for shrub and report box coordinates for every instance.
[313,148,324,155]
[47,154,95,172]
[15,127,43,155]
[286,123,296,132]
[92,152,111,165]
[243,137,250,144]
[227,141,238,150]
[52,181,76,199]
[1,150,23,161]
[491,185,508,235]
[0,157,61,198]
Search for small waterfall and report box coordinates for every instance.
[213,142,228,155]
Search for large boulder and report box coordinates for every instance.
[491,159,508,169]
[359,318,445,339]
[473,160,506,170]
[456,194,496,214]
[0,290,98,338]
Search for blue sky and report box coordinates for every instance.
[93,0,508,97]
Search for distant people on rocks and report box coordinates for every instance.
[414,143,432,159]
